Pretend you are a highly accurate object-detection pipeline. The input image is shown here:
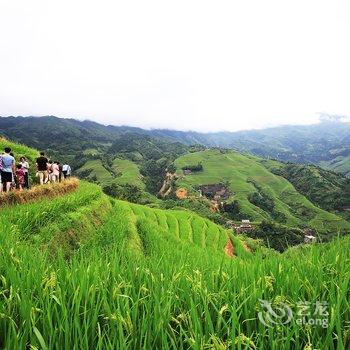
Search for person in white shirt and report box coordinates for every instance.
[62,164,72,179]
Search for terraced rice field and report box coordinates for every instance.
[0,180,349,349]
[175,149,350,232]
[76,158,145,189]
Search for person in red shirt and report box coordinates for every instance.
[15,164,26,191]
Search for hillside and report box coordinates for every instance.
[1,116,349,178]
[0,117,189,201]
[261,159,350,212]
[0,116,188,166]
[153,120,350,177]
[2,130,349,241]
[76,158,144,188]
[0,140,349,348]
[2,129,349,248]
[0,137,38,165]
[1,178,349,348]
[174,149,350,236]
[320,156,350,177]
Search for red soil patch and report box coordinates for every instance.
[243,242,252,252]
[210,201,220,212]
[176,188,188,199]
[224,239,235,257]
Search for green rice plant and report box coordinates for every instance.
[0,180,349,349]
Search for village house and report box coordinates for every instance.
[304,234,317,243]
[303,228,317,243]
[234,219,254,234]
[198,183,230,200]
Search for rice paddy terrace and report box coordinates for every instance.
[175,149,350,234]
[0,141,350,348]
[76,157,145,189]
[0,179,349,348]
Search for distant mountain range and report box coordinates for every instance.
[0,115,349,176]
[148,121,350,177]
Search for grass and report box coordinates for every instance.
[321,156,350,177]
[0,137,39,163]
[174,149,350,233]
[0,141,349,348]
[112,158,145,189]
[76,157,145,189]
[0,181,349,348]
[76,159,115,184]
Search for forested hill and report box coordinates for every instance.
[0,116,192,205]
[0,116,152,163]
[149,120,350,177]
[0,116,349,213]
[0,115,189,165]
[1,116,349,176]
[1,129,349,252]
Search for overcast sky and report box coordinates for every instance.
[1,0,350,132]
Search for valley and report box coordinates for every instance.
[1,116,349,251]
[0,121,350,348]
[1,116,349,176]
[3,1,350,346]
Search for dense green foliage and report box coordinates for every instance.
[181,163,203,172]
[262,160,350,211]
[0,180,349,348]
[159,197,227,226]
[0,116,188,196]
[0,140,349,348]
[102,183,154,205]
[247,180,275,213]
[250,220,304,252]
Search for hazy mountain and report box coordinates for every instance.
[150,121,350,176]
[0,116,349,176]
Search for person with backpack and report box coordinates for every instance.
[0,147,16,192]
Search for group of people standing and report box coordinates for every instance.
[0,147,72,193]
[36,152,71,185]
[0,147,29,192]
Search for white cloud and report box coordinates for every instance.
[0,0,350,131]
